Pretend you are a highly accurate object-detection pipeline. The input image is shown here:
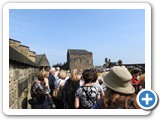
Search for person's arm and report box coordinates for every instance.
[44,78,50,89]
[100,89,105,98]
[43,78,51,94]
[74,96,80,109]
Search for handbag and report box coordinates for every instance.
[42,94,56,109]
[28,98,37,105]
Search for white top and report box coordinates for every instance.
[54,78,68,87]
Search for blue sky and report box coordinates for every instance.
[9,9,145,66]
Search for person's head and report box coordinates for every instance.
[73,69,78,73]
[56,67,60,71]
[50,67,56,76]
[102,66,135,94]
[70,69,80,81]
[90,69,98,83]
[82,69,94,84]
[58,70,67,80]
[101,66,141,109]
[37,70,48,81]
[131,67,141,79]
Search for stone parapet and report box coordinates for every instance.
[29,51,36,62]
[20,45,30,58]
[9,38,21,52]
[9,44,38,109]
[10,46,38,67]
[9,38,37,64]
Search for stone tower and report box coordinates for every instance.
[67,49,93,70]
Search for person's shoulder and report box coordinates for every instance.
[92,82,101,87]
[90,85,98,89]
[32,80,40,86]
[76,86,83,91]
[75,86,83,96]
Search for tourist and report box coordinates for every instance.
[131,67,142,93]
[90,69,105,98]
[63,69,81,108]
[53,70,67,108]
[48,67,56,96]
[75,69,100,109]
[55,67,60,79]
[29,70,55,109]
[92,66,140,109]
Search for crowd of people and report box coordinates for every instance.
[28,65,145,109]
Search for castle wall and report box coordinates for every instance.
[10,39,36,62]
[20,45,30,58]
[9,39,21,52]
[69,54,93,70]
[9,39,38,109]
[9,61,38,109]
[28,51,36,63]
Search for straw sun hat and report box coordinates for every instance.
[101,66,135,94]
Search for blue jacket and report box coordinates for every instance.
[48,73,56,93]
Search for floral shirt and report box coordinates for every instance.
[75,86,100,109]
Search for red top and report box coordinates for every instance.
[131,76,140,93]
[131,76,140,84]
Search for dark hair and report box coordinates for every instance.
[82,69,94,83]
[91,69,98,82]
[131,68,141,75]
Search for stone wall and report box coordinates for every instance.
[9,61,38,109]
[28,51,36,63]
[20,45,30,58]
[9,39,21,52]
[9,38,39,109]
[10,38,36,62]
[69,54,93,70]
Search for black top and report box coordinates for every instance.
[48,73,56,94]
[63,79,80,109]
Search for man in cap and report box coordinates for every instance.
[131,67,142,93]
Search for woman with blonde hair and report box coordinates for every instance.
[70,69,81,80]
[53,70,67,109]
[62,69,81,108]
[54,70,67,87]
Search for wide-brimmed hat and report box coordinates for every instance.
[99,72,108,81]
[102,66,135,94]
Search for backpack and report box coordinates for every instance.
[52,79,64,99]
